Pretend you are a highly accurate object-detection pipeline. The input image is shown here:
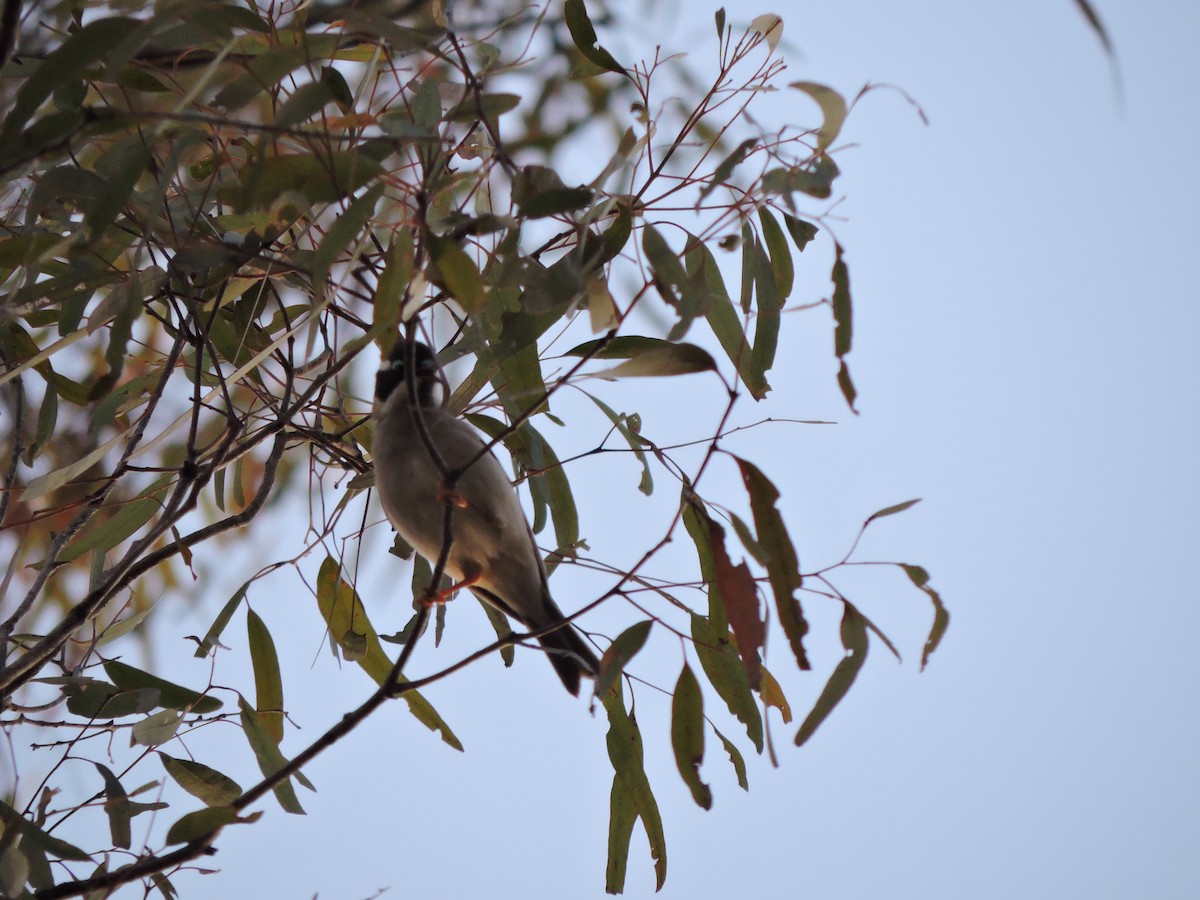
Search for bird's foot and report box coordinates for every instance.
[418,570,482,607]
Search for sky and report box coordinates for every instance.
[13,2,1199,898]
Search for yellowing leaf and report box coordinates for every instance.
[749,14,783,53]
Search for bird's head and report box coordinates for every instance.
[375,340,446,408]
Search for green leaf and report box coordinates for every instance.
[312,184,383,302]
[602,682,667,891]
[96,763,133,849]
[132,709,183,746]
[758,208,794,300]
[428,234,486,312]
[564,0,626,75]
[866,498,922,523]
[783,213,819,252]
[789,81,848,152]
[749,236,781,397]
[1,17,143,142]
[55,676,155,719]
[685,241,767,399]
[315,557,463,751]
[714,7,726,38]
[762,155,840,201]
[103,661,222,713]
[585,392,653,495]
[832,242,852,358]
[194,583,247,658]
[594,620,653,698]
[231,150,383,208]
[239,699,304,815]
[605,773,638,894]
[59,481,168,563]
[794,605,869,746]
[477,598,516,666]
[735,458,811,671]
[713,724,749,790]
[247,609,284,743]
[160,753,243,807]
[214,42,324,109]
[699,138,756,201]
[671,664,712,809]
[165,806,237,846]
[0,797,89,862]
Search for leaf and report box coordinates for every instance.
[713,725,749,790]
[231,150,383,208]
[428,234,486,312]
[312,184,383,302]
[160,754,242,807]
[758,209,794,300]
[564,0,626,75]
[605,774,638,894]
[749,236,781,397]
[749,14,783,53]
[194,584,247,658]
[783,213,819,252]
[758,665,792,723]
[866,498,922,524]
[685,241,767,399]
[56,677,155,719]
[165,806,237,846]
[1,17,143,141]
[595,342,718,378]
[670,664,712,809]
[585,392,653,495]
[735,458,810,670]
[831,242,852,358]
[699,138,756,201]
[702,514,764,689]
[601,683,667,891]
[837,359,858,414]
[132,709,183,746]
[96,763,133,849]
[315,557,462,751]
[247,609,284,743]
[900,564,949,670]
[59,481,168,563]
[0,797,89,862]
[714,7,726,38]
[103,661,222,714]
[794,605,869,746]
[1072,0,1116,58]
[790,81,848,152]
[239,699,305,815]
[477,598,516,666]
[594,620,653,698]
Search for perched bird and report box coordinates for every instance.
[372,340,600,695]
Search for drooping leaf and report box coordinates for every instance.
[312,183,383,302]
[735,457,810,671]
[701,513,764,689]
[794,604,869,746]
[194,583,248,658]
[428,234,486,312]
[594,620,653,698]
[900,564,949,670]
[160,753,243,807]
[758,208,794,300]
[247,609,284,743]
[699,138,756,201]
[783,213,819,252]
[685,241,768,399]
[238,698,305,815]
[564,0,626,75]
[749,236,781,395]
[315,557,462,751]
[585,392,653,495]
[0,797,89,862]
[837,359,858,414]
[605,773,639,894]
[713,724,749,790]
[601,682,667,891]
[670,664,712,809]
[831,242,852,358]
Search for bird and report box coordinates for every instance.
[372,339,601,696]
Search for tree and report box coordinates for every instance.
[0,1,953,896]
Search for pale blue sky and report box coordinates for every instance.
[210,3,1199,898]
[17,2,1195,897]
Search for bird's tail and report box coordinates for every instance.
[536,618,601,697]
